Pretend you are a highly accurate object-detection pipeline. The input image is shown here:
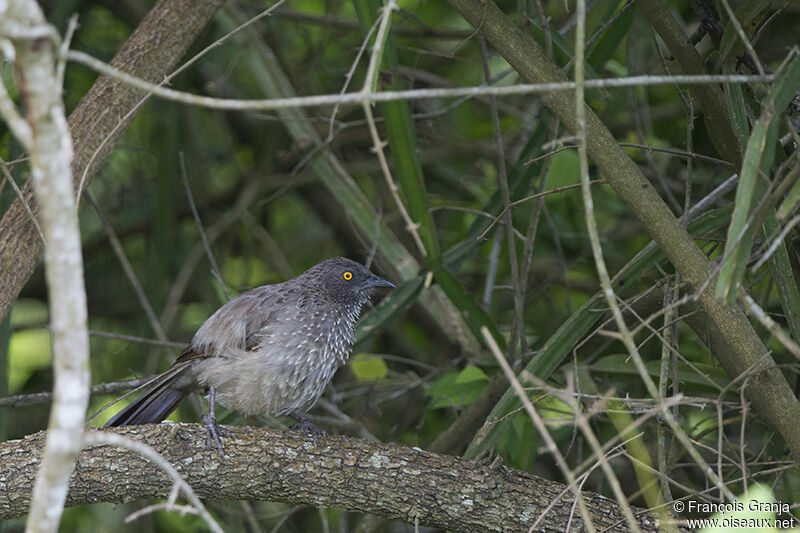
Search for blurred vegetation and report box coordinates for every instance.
[1,0,800,531]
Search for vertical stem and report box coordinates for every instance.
[2,3,90,532]
[478,37,525,359]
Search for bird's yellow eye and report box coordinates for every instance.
[343,271,353,281]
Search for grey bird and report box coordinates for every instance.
[102,257,395,452]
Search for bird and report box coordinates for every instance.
[101,257,395,453]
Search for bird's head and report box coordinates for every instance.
[307,257,395,306]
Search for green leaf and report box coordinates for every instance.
[726,68,750,146]
[763,213,800,374]
[427,367,489,410]
[716,0,771,71]
[454,365,489,385]
[587,1,636,73]
[464,208,732,459]
[351,354,389,381]
[715,54,800,304]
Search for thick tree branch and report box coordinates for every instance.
[0,0,226,323]
[444,0,800,467]
[0,425,659,532]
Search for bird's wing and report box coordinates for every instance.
[191,285,285,356]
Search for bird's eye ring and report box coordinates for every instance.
[343,271,353,281]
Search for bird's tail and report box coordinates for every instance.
[102,365,191,426]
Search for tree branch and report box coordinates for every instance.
[0,0,226,323]
[3,1,89,530]
[0,425,659,532]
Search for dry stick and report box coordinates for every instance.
[478,36,525,359]
[85,192,169,343]
[0,156,44,243]
[477,180,607,240]
[573,6,643,528]
[571,0,735,502]
[738,289,800,358]
[0,377,154,408]
[717,0,767,77]
[83,431,223,533]
[178,152,230,301]
[326,8,382,142]
[64,50,775,111]
[87,330,184,349]
[360,0,427,257]
[480,327,597,533]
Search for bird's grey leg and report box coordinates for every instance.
[289,413,327,445]
[203,386,230,455]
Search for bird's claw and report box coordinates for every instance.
[202,413,231,455]
[290,415,327,446]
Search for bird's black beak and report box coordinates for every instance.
[362,274,396,289]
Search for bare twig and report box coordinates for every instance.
[178,152,230,300]
[64,50,775,111]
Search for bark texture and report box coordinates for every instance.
[0,424,660,532]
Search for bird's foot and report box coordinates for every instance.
[202,413,231,456]
[289,415,327,446]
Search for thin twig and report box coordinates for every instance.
[0,155,44,244]
[179,152,230,300]
[0,377,155,408]
[618,143,732,168]
[360,0,426,256]
[64,51,776,111]
[717,0,767,76]
[86,191,169,343]
[480,327,597,533]
[479,35,525,359]
[477,180,607,241]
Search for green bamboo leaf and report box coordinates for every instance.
[575,368,670,524]
[587,1,636,73]
[716,55,800,304]
[777,164,800,220]
[590,354,729,389]
[716,0,771,70]
[763,213,800,354]
[726,67,750,146]
[464,208,732,459]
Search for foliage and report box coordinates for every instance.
[1,0,800,530]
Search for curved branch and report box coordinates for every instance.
[0,425,658,532]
